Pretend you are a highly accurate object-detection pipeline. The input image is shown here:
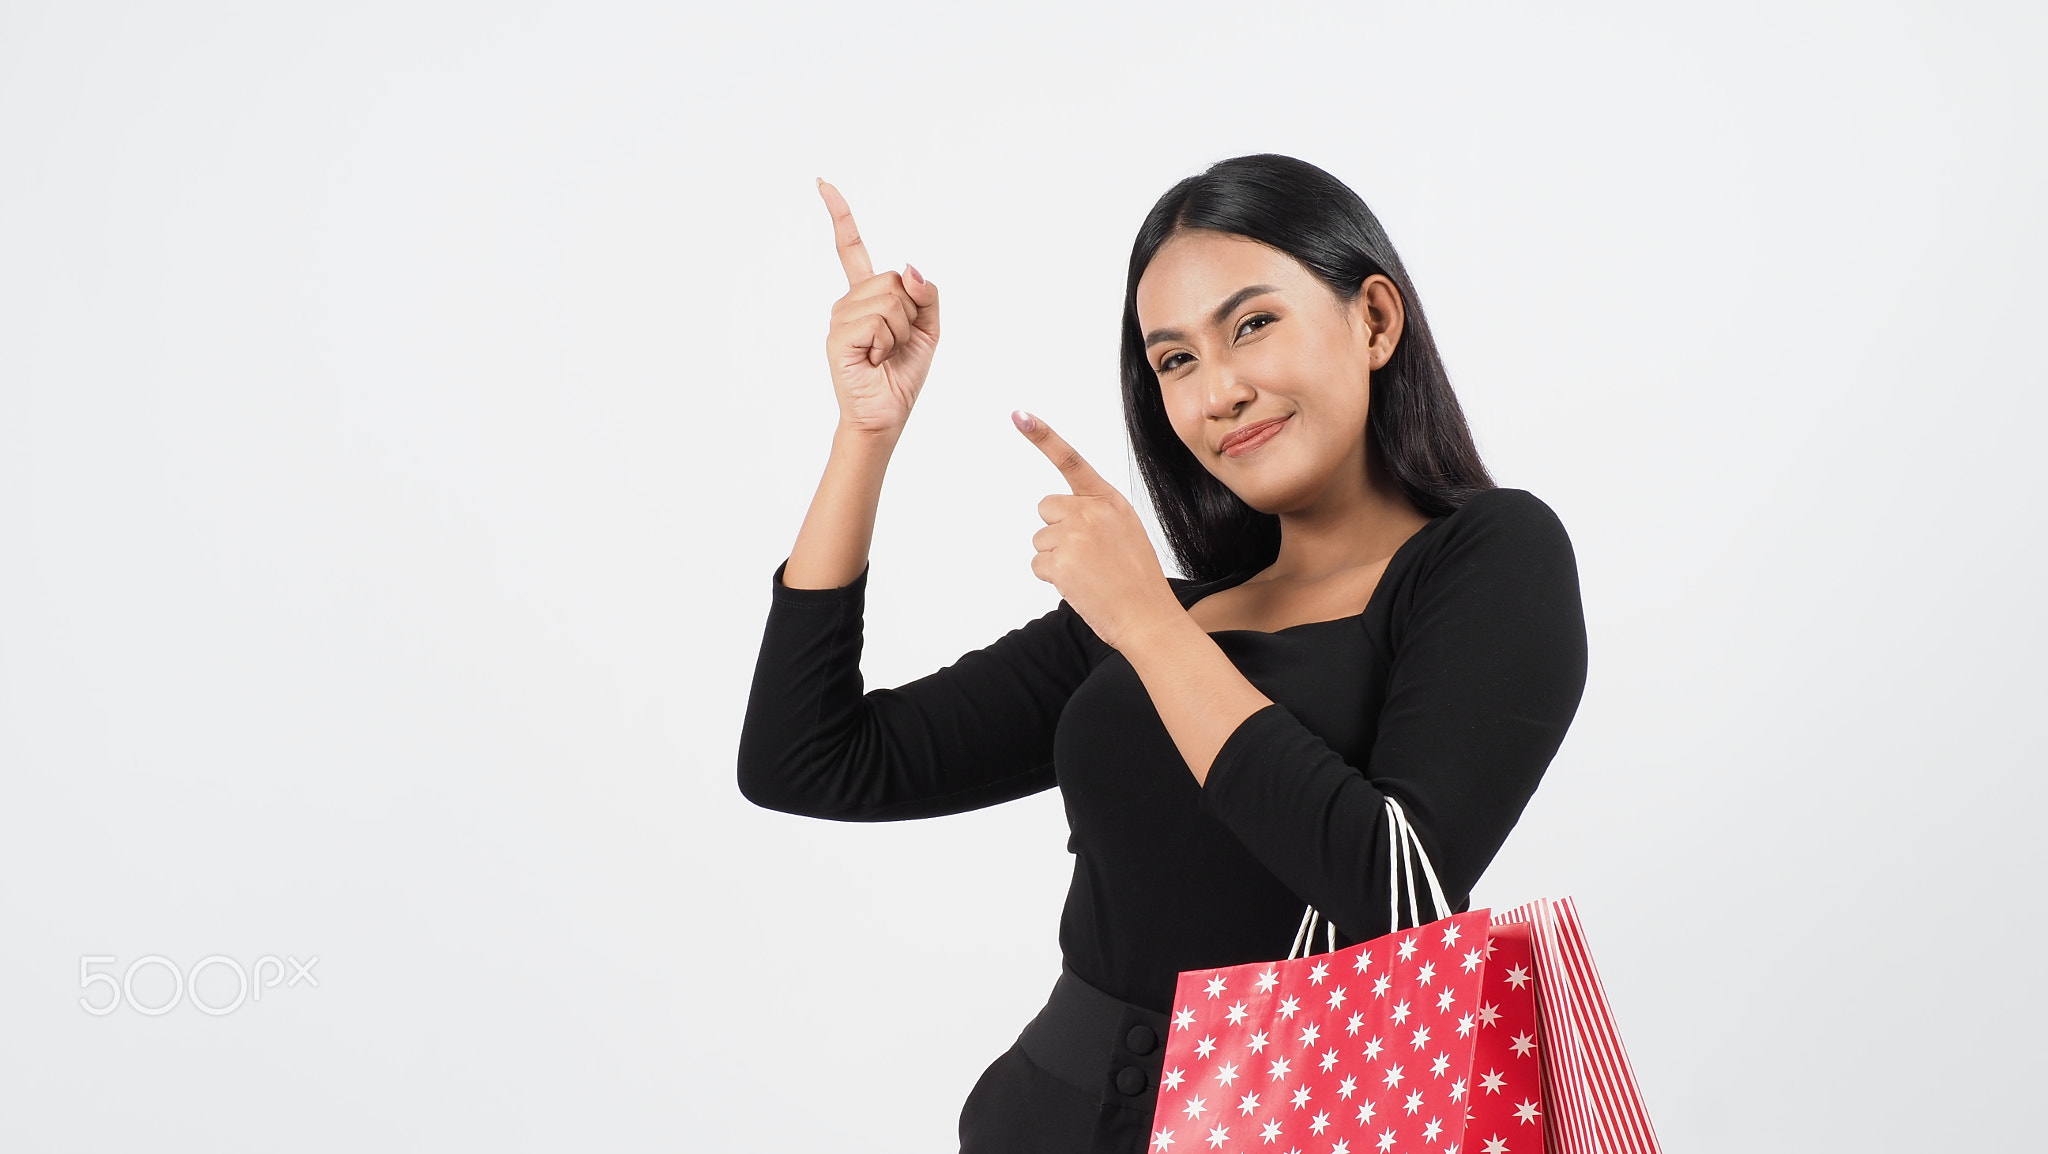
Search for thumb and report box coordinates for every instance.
[903,263,941,338]
[1013,411,1112,497]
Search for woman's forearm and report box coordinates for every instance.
[1120,612,1275,785]
[782,423,902,590]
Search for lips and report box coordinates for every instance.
[1220,415,1290,456]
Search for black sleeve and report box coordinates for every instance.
[735,558,1102,821]
[1195,489,1589,940]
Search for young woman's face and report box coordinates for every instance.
[1134,229,1400,515]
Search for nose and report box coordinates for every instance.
[1201,363,1257,420]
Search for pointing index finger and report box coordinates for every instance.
[1014,411,1112,497]
[817,179,875,287]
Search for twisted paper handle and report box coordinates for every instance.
[1286,795,1451,959]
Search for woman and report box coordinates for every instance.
[737,154,1588,1154]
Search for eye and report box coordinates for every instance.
[1156,351,1193,373]
[1236,313,1277,340]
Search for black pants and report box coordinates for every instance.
[958,967,1170,1154]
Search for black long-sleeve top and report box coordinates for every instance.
[737,487,1588,1013]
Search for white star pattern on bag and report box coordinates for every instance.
[1148,911,1546,1154]
[1482,1136,1508,1154]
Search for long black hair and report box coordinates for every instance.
[1121,154,1493,584]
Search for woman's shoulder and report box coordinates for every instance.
[1431,487,1571,548]
[1401,487,1578,585]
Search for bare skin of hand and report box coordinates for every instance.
[818,179,941,438]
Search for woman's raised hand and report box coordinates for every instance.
[818,180,941,437]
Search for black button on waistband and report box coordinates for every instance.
[1115,1066,1148,1096]
[1125,1024,1158,1055]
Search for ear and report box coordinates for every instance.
[1356,274,1406,370]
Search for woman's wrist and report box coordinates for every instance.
[832,418,905,456]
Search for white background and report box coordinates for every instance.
[3,2,2043,1150]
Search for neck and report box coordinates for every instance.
[1264,440,1430,582]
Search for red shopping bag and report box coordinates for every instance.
[1148,801,1658,1154]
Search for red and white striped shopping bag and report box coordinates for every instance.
[1491,897,1661,1154]
[1149,800,1659,1154]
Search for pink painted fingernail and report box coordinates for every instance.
[905,263,925,284]
[1011,410,1035,432]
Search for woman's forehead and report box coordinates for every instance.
[1137,231,1317,321]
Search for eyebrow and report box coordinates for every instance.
[1143,284,1283,348]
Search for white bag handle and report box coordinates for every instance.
[1286,795,1449,959]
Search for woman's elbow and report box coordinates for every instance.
[735,751,813,816]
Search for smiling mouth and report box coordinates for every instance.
[1220,415,1290,457]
